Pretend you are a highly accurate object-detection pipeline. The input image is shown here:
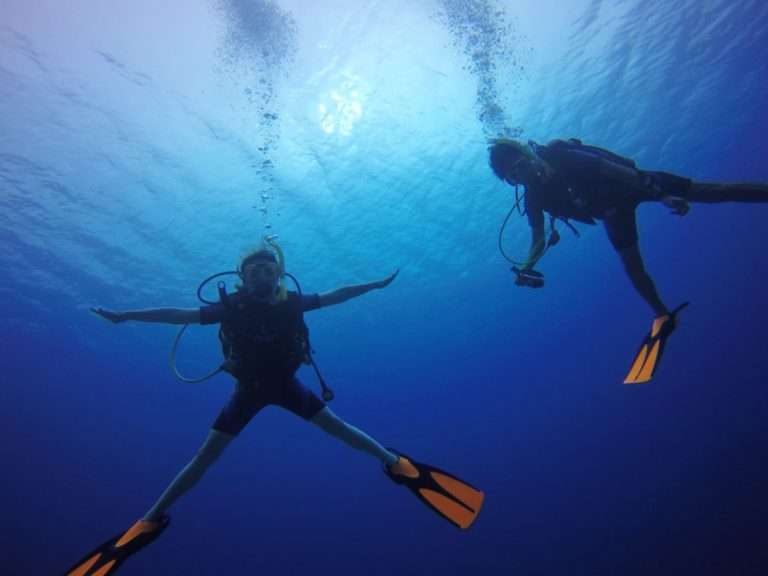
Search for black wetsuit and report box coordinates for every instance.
[199,290,325,435]
[525,139,768,251]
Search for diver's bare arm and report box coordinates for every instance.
[91,307,201,325]
[522,223,546,270]
[317,270,399,308]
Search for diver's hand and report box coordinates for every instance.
[91,307,126,323]
[374,269,399,289]
[512,266,544,288]
[661,196,689,216]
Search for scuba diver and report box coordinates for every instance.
[489,137,768,383]
[68,240,483,575]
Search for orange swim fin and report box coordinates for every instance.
[624,303,688,384]
[385,450,484,529]
[66,515,169,576]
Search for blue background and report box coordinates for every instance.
[1,1,767,574]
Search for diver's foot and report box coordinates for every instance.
[387,455,420,479]
[123,516,167,544]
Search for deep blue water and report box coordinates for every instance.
[2,1,768,574]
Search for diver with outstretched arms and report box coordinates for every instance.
[67,238,484,575]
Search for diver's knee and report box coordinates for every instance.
[326,417,349,436]
[193,448,222,469]
[195,433,232,465]
[313,408,348,435]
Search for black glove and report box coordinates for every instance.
[512,266,544,288]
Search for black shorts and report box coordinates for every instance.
[212,377,326,436]
[602,171,692,251]
[645,170,692,198]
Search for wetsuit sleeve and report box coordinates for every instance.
[603,207,639,251]
[199,302,229,325]
[301,293,323,312]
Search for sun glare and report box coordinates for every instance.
[317,75,366,136]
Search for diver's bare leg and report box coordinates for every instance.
[311,407,398,466]
[143,429,233,521]
[618,244,668,317]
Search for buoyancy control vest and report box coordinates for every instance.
[218,290,310,381]
[529,138,641,222]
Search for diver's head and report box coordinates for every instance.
[239,248,280,299]
[488,139,546,187]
